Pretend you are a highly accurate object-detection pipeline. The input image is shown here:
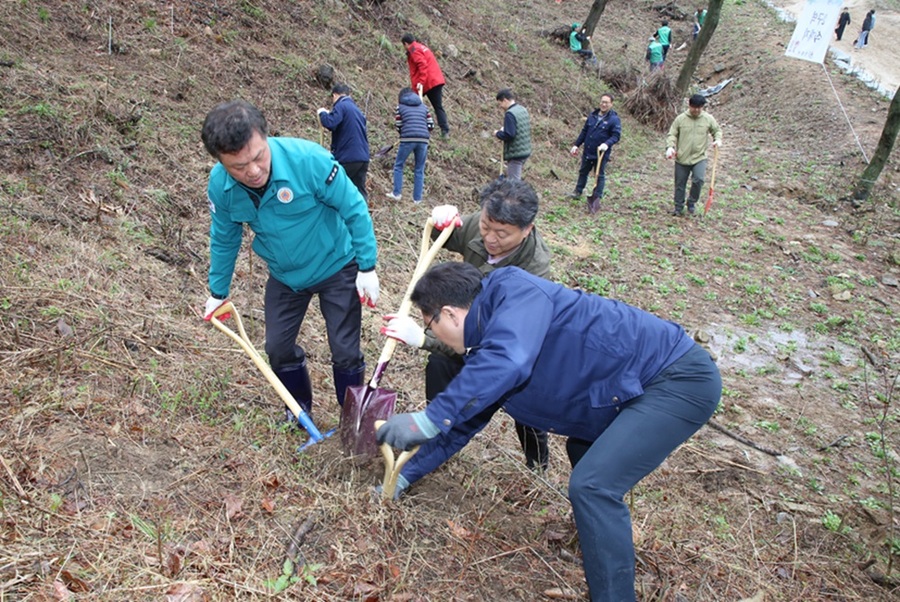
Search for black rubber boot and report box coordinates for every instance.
[275,360,313,422]
[333,364,365,407]
[516,422,550,472]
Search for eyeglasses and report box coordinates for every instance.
[424,313,438,330]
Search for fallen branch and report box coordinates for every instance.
[706,420,783,457]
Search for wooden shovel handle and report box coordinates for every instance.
[365,219,456,389]
[374,420,420,500]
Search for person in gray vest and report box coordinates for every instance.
[493,89,532,181]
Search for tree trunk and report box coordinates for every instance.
[582,0,610,38]
[675,0,725,97]
[852,87,900,204]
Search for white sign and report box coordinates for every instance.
[785,0,842,64]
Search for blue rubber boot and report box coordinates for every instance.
[275,360,313,424]
[333,364,365,407]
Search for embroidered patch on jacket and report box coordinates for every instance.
[207,196,216,213]
[276,187,294,203]
[325,164,339,185]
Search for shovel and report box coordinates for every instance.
[374,419,419,501]
[586,149,605,214]
[209,301,334,451]
[703,144,719,216]
[339,218,456,458]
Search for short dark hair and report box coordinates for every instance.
[600,93,615,103]
[688,94,707,108]
[496,88,515,102]
[201,100,267,159]
[401,33,415,45]
[479,178,539,228]
[662,20,669,26]
[411,262,483,318]
[399,86,414,102]
[331,83,351,96]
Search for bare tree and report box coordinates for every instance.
[675,0,725,97]
[852,87,900,205]
[581,0,611,38]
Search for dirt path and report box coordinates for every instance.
[773,0,899,94]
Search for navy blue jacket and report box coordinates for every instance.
[318,95,370,164]
[573,108,622,160]
[403,267,695,483]
[394,91,433,141]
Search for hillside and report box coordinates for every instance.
[1,0,899,600]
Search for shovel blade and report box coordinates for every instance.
[340,385,397,459]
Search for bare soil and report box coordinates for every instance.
[0,1,898,601]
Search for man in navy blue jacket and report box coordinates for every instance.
[318,84,370,199]
[378,263,721,602]
[569,93,622,214]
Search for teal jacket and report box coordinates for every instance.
[207,137,377,297]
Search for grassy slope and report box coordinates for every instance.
[0,0,898,600]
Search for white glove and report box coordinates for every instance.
[598,143,608,152]
[570,145,579,156]
[356,270,380,308]
[666,147,676,160]
[380,314,425,348]
[317,108,327,115]
[712,139,721,148]
[203,296,228,321]
[431,205,462,230]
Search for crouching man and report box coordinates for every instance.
[377,263,721,602]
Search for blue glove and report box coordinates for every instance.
[375,412,440,451]
[373,474,410,501]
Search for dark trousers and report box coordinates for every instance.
[425,352,549,470]
[575,153,610,198]
[424,84,449,135]
[569,344,721,601]
[263,262,364,373]
[673,159,707,213]
[341,161,369,201]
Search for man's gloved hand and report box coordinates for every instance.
[381,314,426,348]
[373,474,410,501]
[712,140,721,148]
[316,108,327,115]
[431,205,462,230]
[598,143,609,152]
[665,147,676,160]
[356,270,380,308]
[569,145,579,156]
[375,412,440,451]
[203,296,228,321]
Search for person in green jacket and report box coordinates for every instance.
[381,178,554,471]
[646,34,664,71]
[494,88,532,180]
[657,20,672,60]
[665,94,722,216]
[569,22,596,64]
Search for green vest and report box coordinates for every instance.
[504,103,532,160]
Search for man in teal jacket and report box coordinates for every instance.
[201,100,379,425]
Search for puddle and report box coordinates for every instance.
[703,323,858,386]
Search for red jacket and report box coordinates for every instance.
[405,41,445,94]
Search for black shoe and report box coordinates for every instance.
[671,209,684,217]
[687,205,696,215]
[567,191,582,199]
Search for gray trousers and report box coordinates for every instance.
[673,159,707,212]
[505,157,527,180]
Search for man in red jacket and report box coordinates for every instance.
[401,33,449,138]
